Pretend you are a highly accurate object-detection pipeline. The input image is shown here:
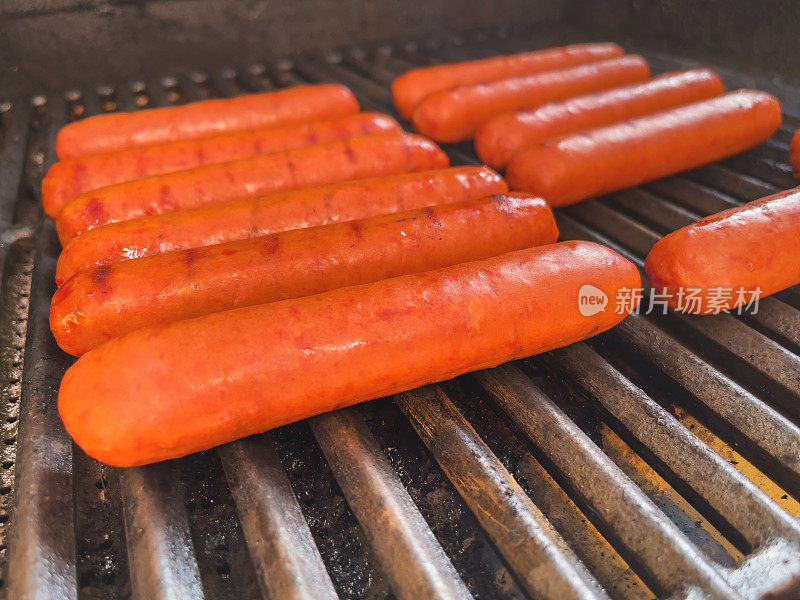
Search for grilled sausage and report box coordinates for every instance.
[645,187,800,314]
[56,83,359,159]
[52,194,557,355]
[506,90,782,206]
[44,113,401,216]
[55,133,449,241]
[475,69,724,169]
[56,167,506,284]
[790,128,800,178]
[58,240,640,466]
[392,42,624,120]
[411,55,650,143]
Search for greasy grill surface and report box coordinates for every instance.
[2,28,800,600]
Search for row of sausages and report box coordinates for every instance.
[47,83,634,466]
[47,42,799,467]
[394,42,799,314]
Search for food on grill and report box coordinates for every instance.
[52,194,557,355]
[791,128,800,177]
[55,83,359,160]
[55,133,450,241]
[55,166,507,284]
[43,112,401,216]
[58,240,640,466]
[411,55,650,143]
[475,69,724,169]
[645,187,800,314]
[506,90,781,206]
[392,42,624,120]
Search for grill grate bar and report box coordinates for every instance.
[309,409,472,600]
[607,188,700,233]
[397,386,610,600]
[218,435,338,600]
[685,164,778,200]
[0,101,32,232]
[6,221,76,600]
[5,88,75,600]
[478,365,742,600]
[612,314,800,497]
[647,177,740,214]
[541,344,800,553]
[120,465,204,600]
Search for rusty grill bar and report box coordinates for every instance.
[1,27,800,600]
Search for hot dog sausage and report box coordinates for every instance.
[56,167,506,284]
[44,112,400,216]
[55,133,450,240]
[392,42,624,120]
[475,69,724,169]
[56,83,359,159]
[645,187,800,314]
[58,240,640,466]
[506,90,782,206]
[52,193,557,355]
[411,55,650,143]
[790,128,800,178]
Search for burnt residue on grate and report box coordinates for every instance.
[2,27,800,600]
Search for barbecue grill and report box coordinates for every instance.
[2,2,800,599]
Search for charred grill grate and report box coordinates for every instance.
[1,27,800,600]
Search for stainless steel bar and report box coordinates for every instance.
[120,464,204,600]
[219,435,338,600]
[541,343,800,549]
[0,99,32,229]
[647,177,740,214]
[669,311,800,400]
[478,365,742,600]
[613,314,800,490]
[397,386,611,600]
[687,164,777,200]
[310,408,472,600]
[6,93,77,600]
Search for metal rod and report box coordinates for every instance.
[310,408,472,600]
[120,464,205,600]
[477,365,741,600]
[219,435,338,600]
[7,220,77,600]
[397,386,611,600]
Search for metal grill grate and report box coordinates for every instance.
[1,27,800,600]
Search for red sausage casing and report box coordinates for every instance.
[392,42,624,119]
[411,55,650,143]
[59,241,640,466]
[475,69,724,169]
[645,187,800,314]
[790,128,800,178]
[43,112,400,216]
[506,90,782,206]
[55,166,507,285]
[51,194,557,356]
[56,83,359,159]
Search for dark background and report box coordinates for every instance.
[1,0,799,95]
